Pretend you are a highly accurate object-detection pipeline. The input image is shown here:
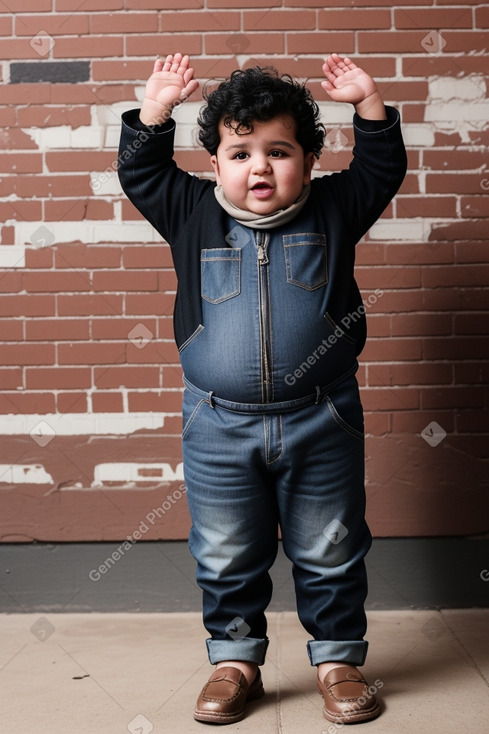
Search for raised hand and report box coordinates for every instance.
[140,53,199,126]
[321,54,386,119]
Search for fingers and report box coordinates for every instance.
[323,53,357,78]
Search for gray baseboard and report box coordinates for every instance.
[1,538,488,613]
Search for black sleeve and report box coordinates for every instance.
[321,105,407,245]
[117,109,212,246]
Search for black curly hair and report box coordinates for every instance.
[197,66,325,159]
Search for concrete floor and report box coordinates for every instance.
[1,609,488,733]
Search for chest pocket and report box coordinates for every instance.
[283,233,328,290]
[201,248,241,304]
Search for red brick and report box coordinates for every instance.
[58,343,126,365]
[455,241,489,264]
[158,318,175,339]
[424,150,487,171]
[0,175,93,199]
[128,390,183,413]
[421,387,485,410]
[0,16,12,33]
[46,151,117,173]
[397,196,457,219]
[287,0,433,5]
[454,313,489,336]
[25,247,54,269]
[126,340,179,365]
[363,411,391,436]
[25,319,90,341]
[442,31,489,52]
[244,10,316,30]
[319,9,391,29]
[161,10,240,31]
[53,36,123,58]
[125,293,175,316]
[368,363,452,387]
[357,266,421,289]
[395,8,472,29]
[430,221,489,242]
[92,271,159,292]
[45,199,114,222]
[0,295,55,317]
[0,39,51,59]
[2,0,51,8]
[92,392,124,413]
[361,387,420,412]
[404,55,488,78]
[391,313,452,337]
[122,246,172,269]
[91,318,157,340]
[287,32,354,54]
[23,271,91,293]
[0,369,23,390]
[126,0,200,6]
[57,392,88,414]
[454,362,489,384]
[424,337,489,361]
[90,12,158,33]
[55,245,121,269]
[57,294,123,316]
[0,84,51,105]
[0,344,55,366]
[206,32,285,55]
[0,272,23,293]
[0,392,55,415]
[94,366,161,389]
[461,197,489,218]
[0,201,42,223]
[426,173,488,195]
[0,128,39,150]
[17,106,92,129]
[56,0,123,8]
[26,367,92,390]
[392,410,454,436]
[456,410,489,434]
[125,34,203,58]
[163,365,184,388]
[121,200,145,221]
[0,154,43,173]
[359,31,427,53]
[15,14,90,35]
[210,0,280,6]
[0,108,16,126]
[476,7,489,27]
[362,338,423,362]
[0,319,23,340]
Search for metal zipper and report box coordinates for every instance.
[257,232,272,402]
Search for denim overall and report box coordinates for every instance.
[180,221,371,667]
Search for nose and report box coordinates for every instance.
[251,154,271,175]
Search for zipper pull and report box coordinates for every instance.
[257,244,269,265]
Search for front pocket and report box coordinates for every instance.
[325,381,364,441]
[201,248,241,304]
[283,233,328,290]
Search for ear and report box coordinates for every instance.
[210,154,221,184]
[303,152,315,185]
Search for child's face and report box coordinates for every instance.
[210,115,314,215]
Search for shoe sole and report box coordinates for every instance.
[317,683,381,724]
[194,683,265,724]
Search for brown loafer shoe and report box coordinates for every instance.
[317,665,381,724]
[194,666,264,724]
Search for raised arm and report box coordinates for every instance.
[321,53,387,121]
[140,52,200,126]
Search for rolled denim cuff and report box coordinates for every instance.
[206,637,269,666]
[307,639,368,667]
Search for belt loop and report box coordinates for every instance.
[314,385,321,405]
[208,391,216,409]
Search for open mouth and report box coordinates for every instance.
[251,182,274,198]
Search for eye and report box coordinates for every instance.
[270,149,286,158]
[233,151,249,160]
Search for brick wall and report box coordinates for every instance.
[1,1,488,541]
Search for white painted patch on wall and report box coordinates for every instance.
[424,75,489,142]
[0,464,53,485]
[92,462,184,487]
[2,413,170,436]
